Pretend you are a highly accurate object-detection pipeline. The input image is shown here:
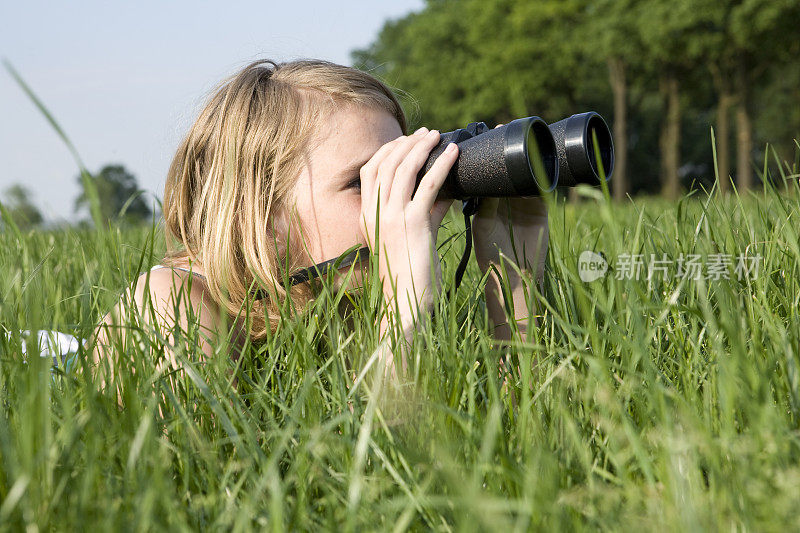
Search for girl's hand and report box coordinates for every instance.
[471,124,549,285]
[358,127,457,354]
[472,196,549,283]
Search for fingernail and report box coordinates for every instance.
[445,142,457,153]
[427,129,439,137]
[414,127,428,135]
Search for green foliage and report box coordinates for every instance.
[2,5,800,528]
[1,144,800,527]
[1,185,43,231]
[354,0,598,129]
[74,164,153,226]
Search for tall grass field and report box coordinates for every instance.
[2,139,800,530]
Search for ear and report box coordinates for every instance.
[267,206,291,259]
[269,201,316,273]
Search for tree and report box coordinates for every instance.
[726,0,800,191]
[74,164,152,225]
[687,0,800,193]
[1,184,43,230]
[635,0,714,200]
[584,0,647,201]
[691,0,739,193]
[353,0,483,129]
[353,0,596,127]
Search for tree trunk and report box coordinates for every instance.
[735,103,753,191]
[716,91,734,193]
[607,57,628,201]
[735,59,754,191]
[659,73,681,200]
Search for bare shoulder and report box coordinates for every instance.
[131,268,209,306]
[87,267,220,393]
[94,268,222,358]
[130,268,220,332]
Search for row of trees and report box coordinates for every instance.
[0,164,152,230]
[352,0,800,200]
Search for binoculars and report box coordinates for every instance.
[416,112,614,199]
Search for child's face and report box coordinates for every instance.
[288,104,403,288]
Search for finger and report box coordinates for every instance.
[359,134,406,205]
[389,129,443,206]
[375,127,429,205]
[494,123,504,129]
[359,133,418,248]
[360,211,378,252]
[430,198,454,229]
[376,128,428,205]
[359,128,427,248]
[409,142,459,215]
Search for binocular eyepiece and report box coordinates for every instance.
[416,111,614,199]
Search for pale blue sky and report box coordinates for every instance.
[0,1,424,223]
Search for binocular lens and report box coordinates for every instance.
[586,114,613,179]
[525,119,558,192]
[549,112,614,187]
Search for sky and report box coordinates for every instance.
[0,0,424,223]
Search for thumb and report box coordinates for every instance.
[474,197,499,220]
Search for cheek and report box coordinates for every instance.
[332,197,367,254]
[314,194,356,223]
[308,195,367,260]
[337,196,366,242]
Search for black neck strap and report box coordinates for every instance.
[253,244,370,300]
[451,198,480,294]
[286,244,371,286]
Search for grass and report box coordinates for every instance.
[2,146,800,530]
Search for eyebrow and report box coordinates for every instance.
[335,158,371,181]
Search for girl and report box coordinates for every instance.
[90,58,549,384]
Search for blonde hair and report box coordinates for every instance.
[162,58,407,341]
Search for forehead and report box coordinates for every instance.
[309,105,403,172]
